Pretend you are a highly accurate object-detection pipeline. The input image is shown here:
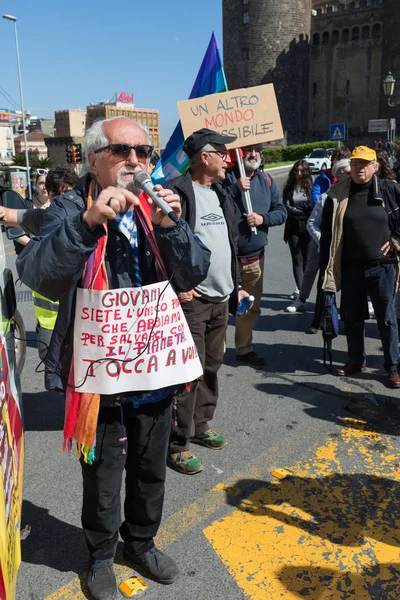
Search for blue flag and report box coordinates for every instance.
[152,32,228,184]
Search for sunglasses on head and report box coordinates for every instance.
[94,143,154,160]
[36,169,49,176]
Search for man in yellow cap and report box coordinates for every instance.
[320,146,400,388]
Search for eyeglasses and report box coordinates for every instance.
[205,150,229,161]
[36,169,49,175]
[94,143,154,160]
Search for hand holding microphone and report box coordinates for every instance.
[133,168,182,227]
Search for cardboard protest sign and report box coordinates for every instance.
[73,282,203,394]
[177,84,283,148]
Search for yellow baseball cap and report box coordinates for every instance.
[350,146,377,161]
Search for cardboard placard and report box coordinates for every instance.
[73,282,203,394]
[177,84,283,148]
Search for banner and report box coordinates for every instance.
[73,282,203,394]
[10,172,27,198]
[151,32,228,184]
[177,84,283,148]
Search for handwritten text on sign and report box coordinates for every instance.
[177,84,283,148]
[73,282,203,394]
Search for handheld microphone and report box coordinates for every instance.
[133,169,179,224]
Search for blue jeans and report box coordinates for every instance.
[341,262,399,371]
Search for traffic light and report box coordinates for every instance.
[66,145,72,163]
[71,145,77,165]
[75,143,82,163]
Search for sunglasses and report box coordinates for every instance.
[94,143,154,160]
[36,169,49,175]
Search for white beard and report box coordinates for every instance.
[243,158,261,172]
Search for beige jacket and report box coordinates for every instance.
[322,176,398,293]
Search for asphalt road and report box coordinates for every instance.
[9,168,400,599]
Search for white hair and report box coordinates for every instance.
[189,143,218,167]
[81,116,150,175]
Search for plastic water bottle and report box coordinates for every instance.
[236,295,255,316]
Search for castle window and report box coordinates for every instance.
[312,33,320,45]
[327,5,333,12]
[241,48,249,59]
[351,26,360,41]
[243,12,249,24]
[349,1,355,9]
[372,23,381,38]
[322,31,330,44]
[342,28,349,43]
[313,83,317,96]
[361,25,370,39]
[332,29,340,44]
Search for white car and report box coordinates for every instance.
[305,148,332,173]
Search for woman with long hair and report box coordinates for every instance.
[376,150,396,181]
[282,159,313,300]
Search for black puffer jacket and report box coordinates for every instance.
[16,174,211,392]
[166,170,241,315]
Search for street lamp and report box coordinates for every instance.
[2,14,32,199]
[383,71,400,108]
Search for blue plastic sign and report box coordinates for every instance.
[330,123,346,141]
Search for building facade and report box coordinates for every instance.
[54,109,86,138]
[14,131,50,159]
[223,0,398,144]
[86,99,160,152]
[0,123,15,164]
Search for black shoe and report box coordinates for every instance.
[123,547,179,585]
[87,558,117,600]
[236,351,265,367]
[306,327,319,334]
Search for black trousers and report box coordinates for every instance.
[169,297,229,453]
[341,262,399,371]
[287,221,311,290]
[81,396,172,560]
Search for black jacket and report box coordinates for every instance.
[166,169,241,315]
[16,174,211,393]
[282,185,312,242]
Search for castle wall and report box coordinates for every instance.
[309,1,384,142]
[223,0,312,144]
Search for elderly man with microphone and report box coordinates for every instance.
[16,116,211,600]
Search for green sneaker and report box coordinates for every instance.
[192,429,227,449]
[168,451,204,475]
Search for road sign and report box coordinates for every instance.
[368,119,388,133]
[330,123,346,141]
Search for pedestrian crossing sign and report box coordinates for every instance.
[330,123,346,141]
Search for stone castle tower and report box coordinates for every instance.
[223,0,400,145]
[223,0,312,144]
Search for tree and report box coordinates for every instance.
[11,154,55,169]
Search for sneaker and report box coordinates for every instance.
[168,450,203,474]
[123,547,179,585]
[368,301,375,318]
[192,428,227,449]
[236,351,265,367]
[285,298,306,313]
[87,558,117,600]
[290,288,300,301]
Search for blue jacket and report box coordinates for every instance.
[311,170,335,208]
[16,174,211,393]
[225,168,287,258]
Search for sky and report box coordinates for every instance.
[0,0,223,144]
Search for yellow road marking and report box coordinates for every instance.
[44,434,300,599]
[204,421,400,599]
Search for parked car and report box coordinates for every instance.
[305,148,332,173]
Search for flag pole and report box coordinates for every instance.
[235,148,257,235]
